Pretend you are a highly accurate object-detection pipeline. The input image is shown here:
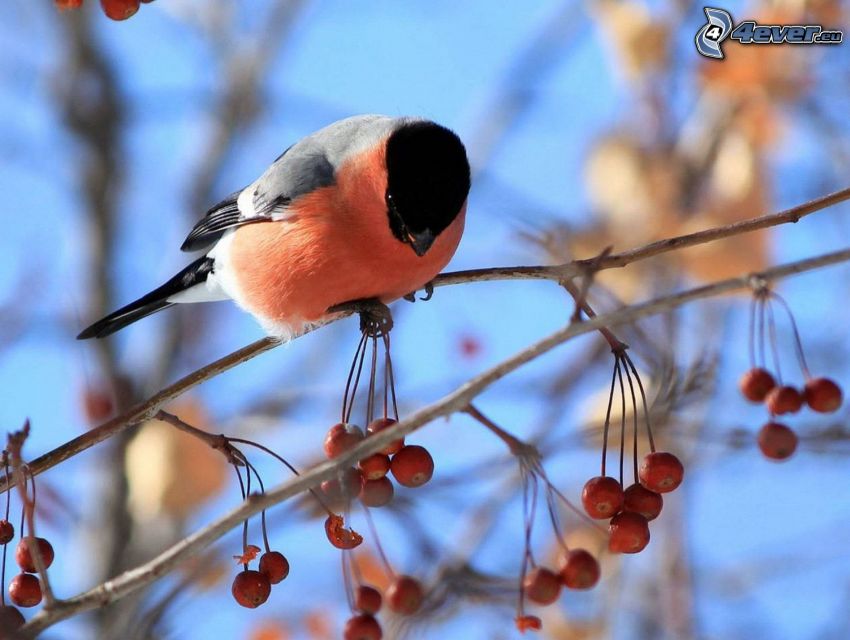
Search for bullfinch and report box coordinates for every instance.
[77,115,471,339]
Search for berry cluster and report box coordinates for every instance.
[323,321,433,639]
[581,349,683,554]
[0,446,56,633]
[511,453,603,632]
[54,0,155,22]
[321,328,434,514]
[739,287,843,460]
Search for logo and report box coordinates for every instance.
[695,6,843,59]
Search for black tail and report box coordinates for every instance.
[77,257,214,339]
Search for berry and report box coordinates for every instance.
[385,575,424,615]
[515,615,542,632]
[321,467,363,508]
[0,605,25,631]
[358,453,391,480]
[324,514,363,550]
[100,0,140,20]
[0,519,13,544]
[804,377,843,413]
[757,422,797,460]
[82,387,113,422]
[15,537,55,572]
[581,476,624,519]
[366,418,404,455]
[623,483,663,520]
[324,423,365,459]
[55,0,84,10]
[9,574,42,608]
[390,445,434,488]
[522,566,562,605]
[259,551,289,584]
[354,585,382,615]
[359,477,394,508]
[231,570,271,608]
[739,368,776,403]
[344,614,382,640]
[558,549,600,590]
[608,512,650,554]
[639,452,684,493]
[765,385,804,415]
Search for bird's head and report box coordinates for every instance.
[385,121,470,257]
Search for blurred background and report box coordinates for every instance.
[1,0,850,638]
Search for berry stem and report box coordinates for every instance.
[362,506,395,579]
[601,357,619,477]
[342,331,369,424]
[624,363,640,484]
[767,298,784,384]
[772,292,812,379]
[1,454,8,607]
[616,358,626,486]
[623,354,656,453]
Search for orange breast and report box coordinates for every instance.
[228,145,466,330]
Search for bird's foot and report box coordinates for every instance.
[402,281,434,303]
[328,298,394,337]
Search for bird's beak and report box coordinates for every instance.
[408,229,435,257]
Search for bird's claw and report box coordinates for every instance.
[328,298,394,337]
[403,281,434,303]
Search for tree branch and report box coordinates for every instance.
[3,185,847,496]
[19,245,850,636]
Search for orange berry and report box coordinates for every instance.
[100,0,140,20]
[366,418,404,455]
[757,422,797,460]
[354,585,382,615]
[259,551,289,584]
[738,368,776,402]
[765,385,804,415]
[9,574,42,608]
[0,519,13,544]
[639,452,684,493]
[523,566,561,605]
[385,575,424,615]
[559,549,600,590]
[804,377,842,413]
[390,445,434,488]
[344,614,382,640]
[324,423,364,459]
[581,476,624,519]
[15,537,54,572]
[608,512,650,554]
[359,477,394,508]
[358,453,391,480]
[231,570,271,608]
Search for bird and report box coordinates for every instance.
[77,115,471,340]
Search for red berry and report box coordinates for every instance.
[558,549,600,590]
[0,605,25,631]
[738,368,776,402]
[55,0,84,10]
[358,453,391,480]
[15,537,55,572]
[324,515,363,550]
[359,477,394,508]
[324,423,365,459]
[320,467,363,508]
[608,512,650,554]
[259,551,289,584]
[344,614,382,640]
[390,445,434,488]
[366,418,404,455]
[515,615,542,632]
[804,377,843,413]
[82,387,114,422]
[231,570,271,608]
[522,566,562,605]
[639,452,684,493]
[0,519,13,544]
[100,0,140,20]
[623,483,663,520]
[385,575,424,615]
[8,574,42,608]
[765,385,804,415]
[757,422,797,460]
[354,585,382,615]
[581,476,624,519]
